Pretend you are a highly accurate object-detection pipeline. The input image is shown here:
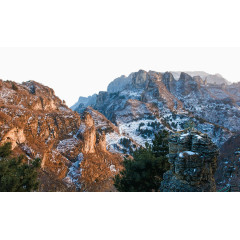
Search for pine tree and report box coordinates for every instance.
[0,142,41,192]
[151,130,169,157]
[0,142,12,158]
[114,130,170,192]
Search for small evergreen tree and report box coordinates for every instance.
[114,130,170,192]
[11,83,18,91]
[0,142,41,192]
[0,142,12,158]
[151,130,169,158]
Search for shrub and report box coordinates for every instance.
[11,83,18,91]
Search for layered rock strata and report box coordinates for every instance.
[161,130,219,192]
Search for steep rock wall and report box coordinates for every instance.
[0,79,123,191]
[161,130,219,192]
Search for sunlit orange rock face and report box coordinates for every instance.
[0,79,123,191]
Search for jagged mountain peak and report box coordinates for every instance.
[179,72,193,81]
[105,69,229,96]
[0,79,67,112]
[72,69,239,150]
[74,70,223,110]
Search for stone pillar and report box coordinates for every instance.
[161,130,219,192]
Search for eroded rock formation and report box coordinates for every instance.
[0,79,123,191]
[161,130,219,192]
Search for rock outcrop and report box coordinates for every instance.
[81,112,97,154]
[107,75,132,93]
[215,134,240,191]
[161,130,219,192]
[0,79,123,191]
[0,80,81,190]
[83,107,139,155]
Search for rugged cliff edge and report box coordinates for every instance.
[161,130,219,192]
[0,79,123,191]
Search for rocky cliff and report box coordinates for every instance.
[161,130,219,192]
[215,134,240,191]
[0,79,123,191]
[72,70,237,150]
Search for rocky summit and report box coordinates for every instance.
[161,130,219,192]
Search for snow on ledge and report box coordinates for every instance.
[179,151,199,158]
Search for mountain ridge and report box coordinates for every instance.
[72,70,238,147]
[72,70,230,110]
[0,79,123,191]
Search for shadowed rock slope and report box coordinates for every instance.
[161,130,219,192]
[215,134,240,191]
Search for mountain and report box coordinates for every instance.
[72,71,229,109]
[72,69,240,190]
[72,70,240,148]
[0,79,123,191]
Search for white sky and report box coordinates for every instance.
[0,1,240,107]
[0,47,240,106]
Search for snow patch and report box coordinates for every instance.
[118,119,159,146]
[110,165,116,172]
[57,138,79,153]
[179,151,198,158]
[64,153,84,189]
